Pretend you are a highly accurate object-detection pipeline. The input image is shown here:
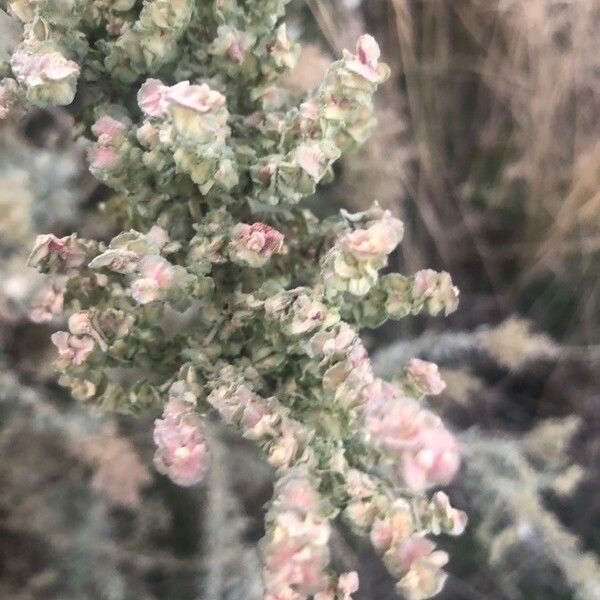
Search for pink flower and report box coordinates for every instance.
[310,323,357,357]
[369,500,413,552]
[131,255,175,304]
[28,233,85,270]
[314,571,359,600]
[88,145,119,170]
[363,380,428,452]
[276,469,321,514]
[263,469,333,598]
[362,378,460,489]
[230,222,285,267]
[51,331,95,366]
[346,35,384,83]
[400,425,461,490]
[11,49,79,87]
[296,144,326,179]
[393,536,447,574]
[88,115,128,173]
[165,81,226,113]
[337,572,359,596]
[429,492,467,536]
[137,78,168,117]
[29,278,65,323]
[345,469,377,499]
[412,270,437,298]
[391,537,449,600]
[264,511,331,596]
[357,35,381,70]
[241,222,284,254]
[343,217,404,259]
[138,255,175,287]
[347,342,370,370]
[67,311,108,351]
[411,270,459,316]
[407,359,446,395]
[91,115,127,143]
[153,400,210,486]
[130,278,160,304]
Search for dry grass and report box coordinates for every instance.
[304,0,599,343]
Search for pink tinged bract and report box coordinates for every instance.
[51,331,95,366]
[165,81,226,113]
[296,144,326,179]
[407,358,447,395]
[137,78,168,117]
[131,256,175,304]
[363,380,425,452]
[346,34,384,83]
[11,49,79,87]
[344,218,404,259]
[28,233,85,269]
[91,115,127,142]
[138,255,175,288]
[29,279,65,323]
[89,145,119,170]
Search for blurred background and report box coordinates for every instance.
[0,1,598,599]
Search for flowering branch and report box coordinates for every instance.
[6,1,467,597]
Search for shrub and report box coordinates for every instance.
[3,1,465,597]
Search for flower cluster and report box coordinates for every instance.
[153,396,210,487]
[321,206,405,297]
[136,78,238,193]
[262,467,333,598]
[10,47,80,107]
[341,470,466,600]
[12,2,466,597]
[363,379,460,491]
[344,268,460,329]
